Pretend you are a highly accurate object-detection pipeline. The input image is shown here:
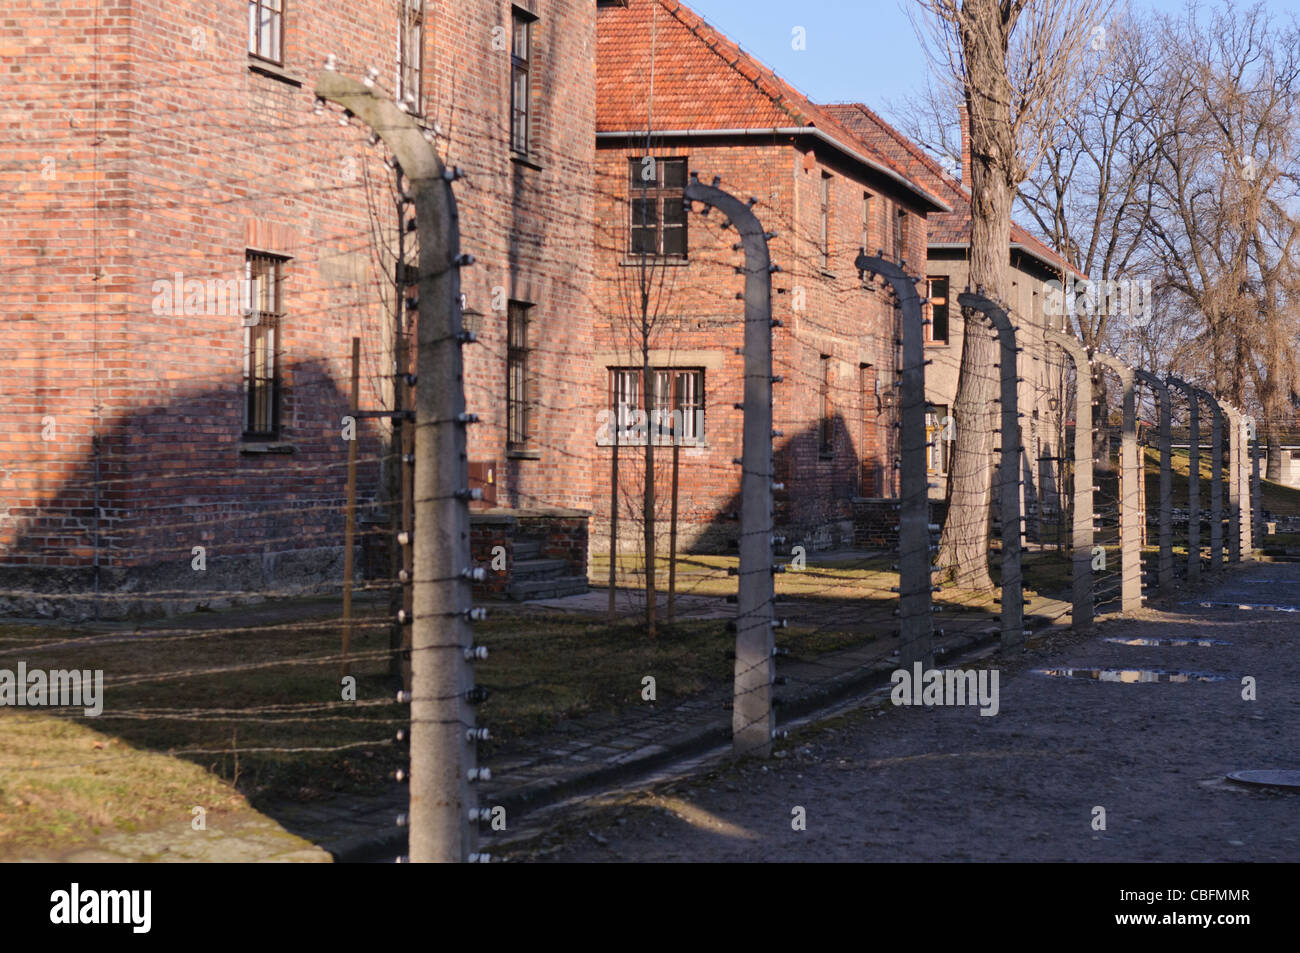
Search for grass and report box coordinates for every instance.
[0,709,248,858]
[0,535,1078,858]
[1146,447,1300,521]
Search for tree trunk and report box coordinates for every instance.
[936,59,1015,590]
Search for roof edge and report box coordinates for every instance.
[596,128,951,214]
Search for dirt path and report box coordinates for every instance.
[519,563,1300,862]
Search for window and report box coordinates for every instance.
[243,253,286,438]
[507,301,531,450]
[629,157,688,258]
[820,173,832,271]
[248,0,284,63]
[926,404,949,474]
[926,276,950,344]
[609,367,704,444]
[893,207,907,262]
[398,0,424,114]
[860,192,872,253]
[510,9,535,154]
[819,354,833,455]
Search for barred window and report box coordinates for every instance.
[511,9,535,154]
[243,253,286,439]
[629,157,688,258]
[248,0,284,63]
[609,367,704,444]
[507,301,531,450]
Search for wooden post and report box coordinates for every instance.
[342,336,360,677]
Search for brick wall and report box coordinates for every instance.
[0,0,596,616]
[589,137,929,556]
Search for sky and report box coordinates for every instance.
[681,0,1298,128]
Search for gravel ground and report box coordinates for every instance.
[516,562,1300,862]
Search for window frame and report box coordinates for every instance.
[892,206,907,262]
[628,156,688,259]
[507,300,532,451]
[243,252,288,440]
[248,0,285,65]
[926,275,950,344]
[819,172,833,272]
[608,366,705,445]
[510,8,536,156]
[398,0,425,114]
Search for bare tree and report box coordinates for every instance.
[912,0,1116,589]
[1144,2,1300,478]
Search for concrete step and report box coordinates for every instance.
[511,557,569,578]
[506,575,589,601]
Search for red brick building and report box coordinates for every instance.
[1,0,597,616]
[826,102,1081,532]
[592,0,947,555]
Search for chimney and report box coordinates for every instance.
[958,104,972,185]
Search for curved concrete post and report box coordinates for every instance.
[1239,412,1255,559]
[957,291,1023,648]
[1250,418,1262,554]
[1167,377,1200,583]
[1222,402,1242,564]
[1195,388,1224,571]
[686,174,776,757]
[1094,354,1142,612]
[316,71,476,862]
[1135,370,1173,593]
[857,252,932,669]
[1045,329,1093,628]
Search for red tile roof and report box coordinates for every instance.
[597,0,947,211]
[824,102,1083,278]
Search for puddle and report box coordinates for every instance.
[1103,637,1231,647]
[1034,668,1228,683]
[1185,601,1300,613]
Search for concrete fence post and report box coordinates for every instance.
[1167,377,1200,583]
[1250,422,1262,555]
[1045,329,1093,628]
[685,174,776,758]
[316,72,479,863]
[1094,354,1141,612]
[1239,411,1254,559]
[957,291,1023,649]
[858,252,932,669]
[1223,402,1242,565]
[1196,389,1224,572]
[1135,370,1173,593]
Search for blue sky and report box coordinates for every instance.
[681,0,1297,126]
